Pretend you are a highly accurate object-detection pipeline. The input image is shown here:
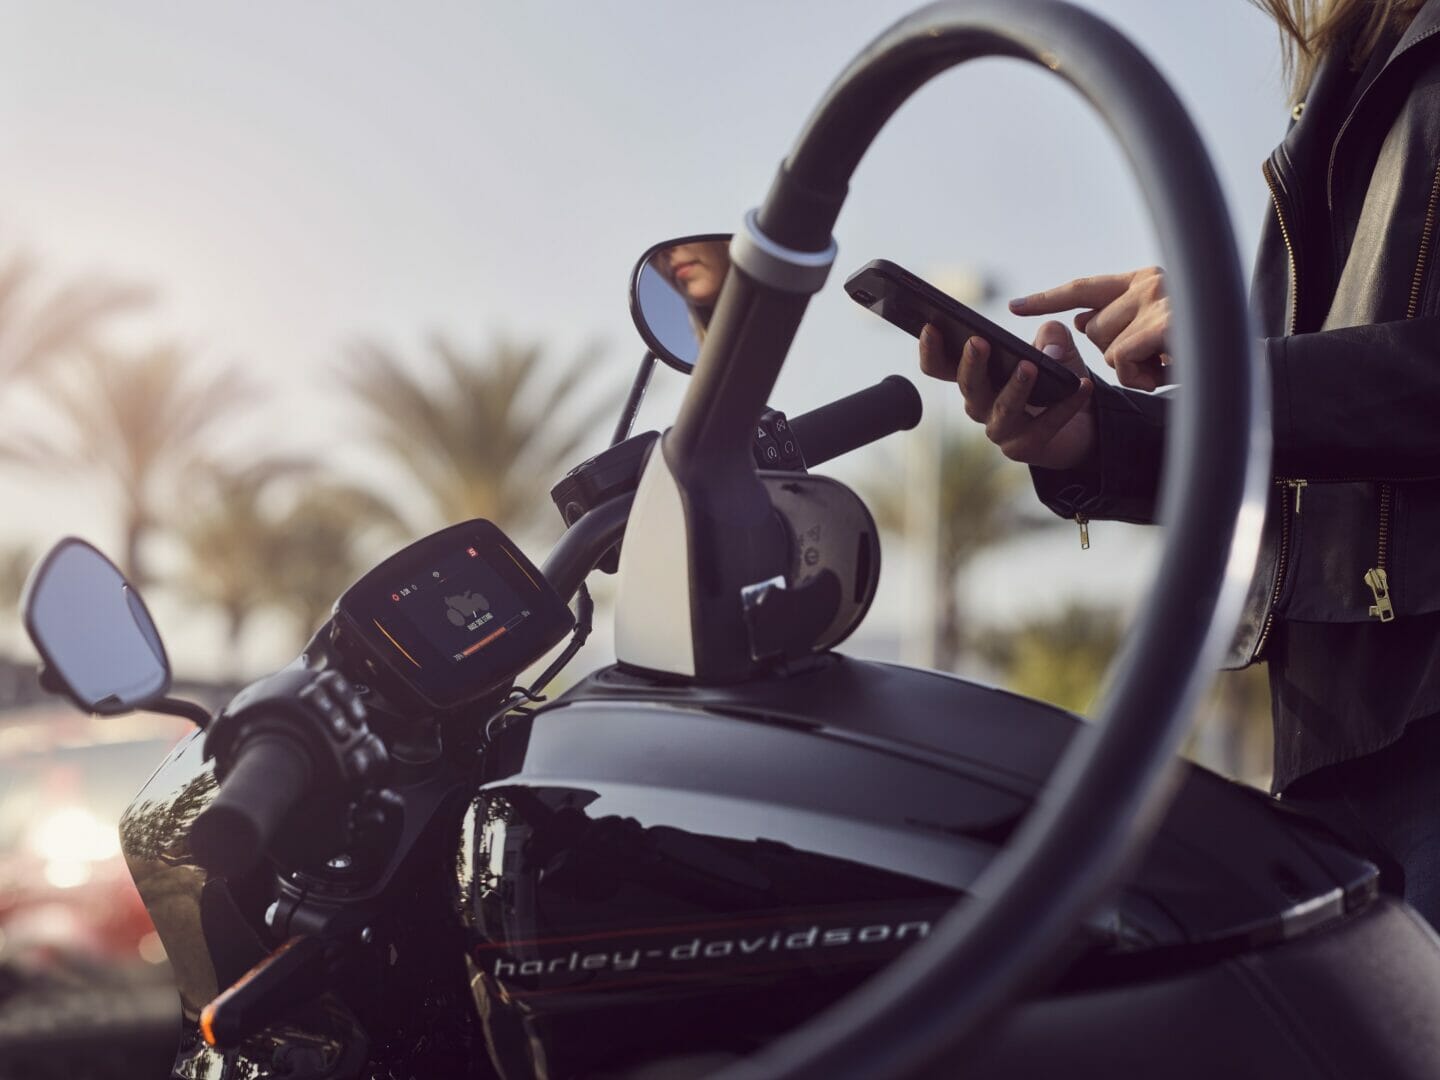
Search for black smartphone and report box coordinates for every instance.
[844,258,1082,407]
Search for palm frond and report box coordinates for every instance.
[5,343,261,582]
[0,252,149,382]
[342,333,623,532]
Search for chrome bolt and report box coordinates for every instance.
[327,854,353,871]
[264,901,280,929]
[360,927,374,944]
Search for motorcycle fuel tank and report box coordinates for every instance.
[458,655,1391,1079]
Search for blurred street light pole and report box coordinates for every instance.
[898,266,999,671]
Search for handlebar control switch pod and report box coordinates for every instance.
[190,668,392,879]
[552,417,808,577]
[552,432,661,574]
[754,410,806,471]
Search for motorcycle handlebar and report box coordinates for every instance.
[189,732,312,878]
[790,374,922,469]
[543,375,921,602]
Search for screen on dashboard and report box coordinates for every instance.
[385,543,530,666]
[337,520,573,708]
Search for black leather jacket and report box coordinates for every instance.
[1033,1,1440,673]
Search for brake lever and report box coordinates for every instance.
[200,934,333,1049]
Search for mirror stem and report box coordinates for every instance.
[37,665,66,695]
[149,696,213,729]
[611,350,657,447]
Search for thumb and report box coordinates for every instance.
[1032,320,1086,377]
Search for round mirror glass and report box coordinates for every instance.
[629,234,732,373]
[23,539,171,713]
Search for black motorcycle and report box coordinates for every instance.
[17,2,1440,1078]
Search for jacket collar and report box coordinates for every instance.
[1324,1,1440,208]
[1270,1,1440,214]
[1392,0,1440,62]
[1283,0,1440,139]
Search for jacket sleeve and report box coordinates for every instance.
[1030,314,1440,522]
[1270,316,1440,479]
[1027,372,1168,525]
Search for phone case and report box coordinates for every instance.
[844,259,1081,407]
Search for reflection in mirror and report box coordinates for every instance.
[24,539,171,713]
[631,236,732,372]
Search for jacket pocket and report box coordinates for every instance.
[1277,478,1440,622]
[1276,480,1370,621]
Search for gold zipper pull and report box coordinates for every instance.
[1076,513,1090,550]
[1289,479,1307,514]
[1365,567,1395,622]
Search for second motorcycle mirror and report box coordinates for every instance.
[22,538,171,714]
[629,233,731,372]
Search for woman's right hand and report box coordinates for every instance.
[918,320,1096,470]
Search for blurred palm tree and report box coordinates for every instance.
[265,481,408,642]
[343,335,621,535]
[981,600,1275,785]
[0,249,148,384]
[868,431,1059,670]
[0,543,36,613]
[175,458,309,655]
[0,345,256,584]
[176,460,406,660]
[978,603,1125,714]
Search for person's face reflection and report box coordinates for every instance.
[664,242,730,307]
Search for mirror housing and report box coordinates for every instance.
[22,537,172,714]
[628,234,732,373]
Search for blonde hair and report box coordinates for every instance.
[1251,0,1424,101]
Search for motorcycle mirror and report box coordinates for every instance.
[628,234,731,373]
[22,537,172,715]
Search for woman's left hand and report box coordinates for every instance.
[1009,267,1172,391]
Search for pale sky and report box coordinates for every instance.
[2,1,1286,676]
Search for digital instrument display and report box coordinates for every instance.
[387,544,530,665]
[336,520,574,709]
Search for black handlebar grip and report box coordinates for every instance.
[189,733,312,878]
[788,374,923,469]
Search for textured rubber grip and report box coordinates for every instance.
[189,733,311,878]
[789,374,923,468]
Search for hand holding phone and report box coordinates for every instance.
[844,258,1095,470]
[844,259,1082,406]
[930,326,1097,470]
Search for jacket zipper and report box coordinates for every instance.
[1366,485,1396,622]
[1263,159,1302,336]
[1364,162,1440,622]
[1406,160,1440,319]
[1253,163,1305,659]
[1254,479,1306,660]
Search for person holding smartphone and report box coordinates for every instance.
[921,0,1440,927]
